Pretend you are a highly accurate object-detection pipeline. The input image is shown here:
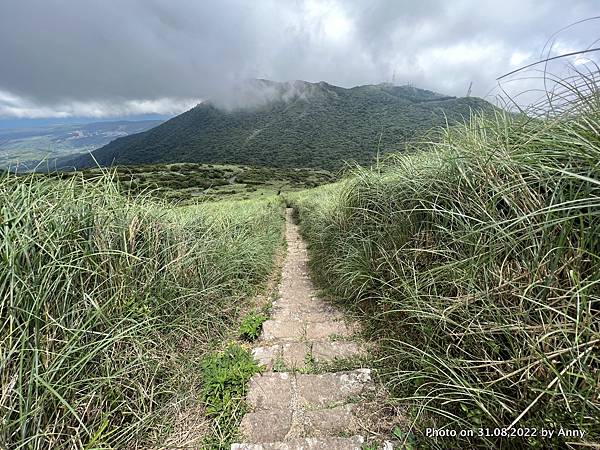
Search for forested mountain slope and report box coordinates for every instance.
[65,80,494,171]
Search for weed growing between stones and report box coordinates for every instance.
[239,312,268,341]
[201,343,262,447]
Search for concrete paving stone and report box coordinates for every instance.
[239,409,293,443]
[261,320,305,341]
[296,369,373,408]
[271,310,333,324]
[305,321,354,340]
[252,344,282,370]
[231,435,365,450]
[247,372,293,410]
[303,403,358,435]
[272,301,341,317]
[281,342,310,368]
[271,299,321,312]
[311,341,363,363]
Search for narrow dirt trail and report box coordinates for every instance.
[232,208,373,450]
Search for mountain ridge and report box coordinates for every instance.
[64,80,495,171]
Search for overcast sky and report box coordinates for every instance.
[0,0,597,118]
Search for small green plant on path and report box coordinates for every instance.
[201,343,261,447]
[239,312,268,341]
[272,355,287,372]
[393,426,417,449]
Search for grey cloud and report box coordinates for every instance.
[0,0,597,118]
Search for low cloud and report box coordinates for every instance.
[209,79,328,110]
[0,90,200,118]
[0,0,597,118]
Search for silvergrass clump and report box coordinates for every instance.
[289,80,600,447]
[0,171,284,449]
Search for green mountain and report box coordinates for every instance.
[65,80,494,171]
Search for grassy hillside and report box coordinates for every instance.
[44,162,335,203]
[0,172,285,449]
[288,91,600,447]
[64,80,494,171]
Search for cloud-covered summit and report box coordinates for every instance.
[0,0,597,118]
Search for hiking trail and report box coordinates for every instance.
[232,208,374,450]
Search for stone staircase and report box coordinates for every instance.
[231,209,372,449]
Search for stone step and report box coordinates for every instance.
[305,321,355,340]
[271,299,330,320]
[231,435,365,450]
[261,320,304,341]
[246,370,373,411]
[239,404,358,442]
[304,403,358,435]
[247,372,292,410]
[261,319,355,342]
[252,341,365,370]
[239,409,292,442]
[252,342,309,370]
[295,369,373,408]
[311,341,363,363]
[271,308,343,323]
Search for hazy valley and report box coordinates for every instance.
[0,119,163,168]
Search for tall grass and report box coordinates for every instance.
[0,172,284,449]
[289,84,600,447]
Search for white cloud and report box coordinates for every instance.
[303,0,353,43]
[0,90,200,118]
[510,51,532,67]
[0,0,597,118]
